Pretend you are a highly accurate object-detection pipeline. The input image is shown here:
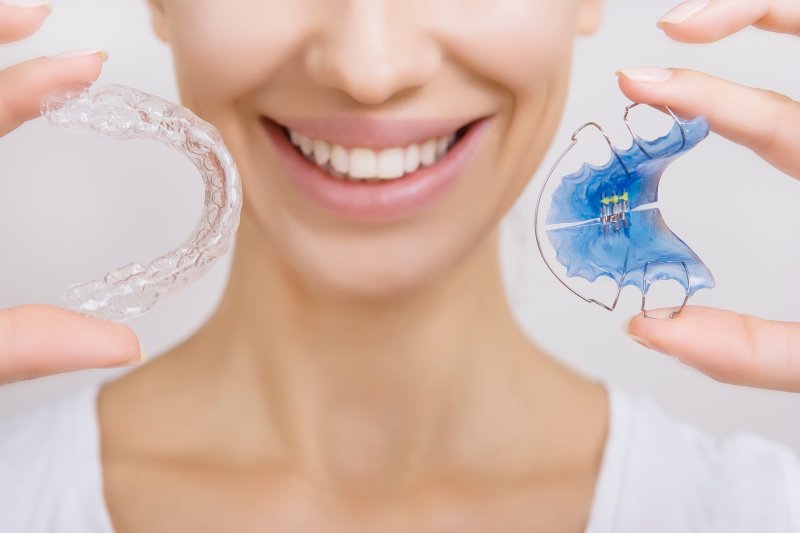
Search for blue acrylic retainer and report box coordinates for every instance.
[534,104,714,318]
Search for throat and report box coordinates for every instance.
[177,214,553,493]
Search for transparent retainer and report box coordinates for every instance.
[41,83,243,322]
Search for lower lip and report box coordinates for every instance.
[261,116,492,222]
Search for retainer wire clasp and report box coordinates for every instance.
[534,104,690,319]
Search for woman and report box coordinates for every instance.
[1,0,799,531]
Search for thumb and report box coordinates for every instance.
[0,304,145,385]
[625,305,800,392]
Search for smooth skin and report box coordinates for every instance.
[0,0,797,531]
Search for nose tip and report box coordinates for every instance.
[307,45,439,105]
[304,6,440,106]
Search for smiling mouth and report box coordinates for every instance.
[268,119,474,183]
[260,113,493,221]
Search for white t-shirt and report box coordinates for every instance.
[1,381,799,533]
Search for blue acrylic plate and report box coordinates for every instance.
[537,112,714,306]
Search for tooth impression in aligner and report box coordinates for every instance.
[41,83,243,321]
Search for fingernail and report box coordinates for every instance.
[621,316,649,348]
[0,1,51,9]
[51,49,109,62]
[136,341,148,364]
[621,315,635,335]
[627,333,658,351]
[616,67,672,83]
[111,345,147,368]
[626,330,672,356]
[658,0,710,27]
[622,315,670,354]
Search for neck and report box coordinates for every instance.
[187,209,556,495]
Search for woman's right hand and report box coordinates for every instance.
[1,3,144,385]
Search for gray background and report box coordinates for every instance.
[1,1,799,451]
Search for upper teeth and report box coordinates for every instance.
[288,128,458,180]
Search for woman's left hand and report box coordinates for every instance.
[615,0,800,393]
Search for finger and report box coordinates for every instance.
[0,50,108,136]
[625,306,800,393]
[657,0,800,42]
[0,2,51,43]
[0,304,145,385]
[617,67,800,179]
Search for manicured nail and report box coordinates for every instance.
[616,67,672,83]
[111,344,147,367]
[51,49,109,62]
[621,315,635,334]
[622,316,668,354]
[137,343,148,364]
[658,0,710,27]
[123,339,148,365]
[627,334,658,351]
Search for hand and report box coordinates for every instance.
[1,3,143,385]
[615,0,800,393]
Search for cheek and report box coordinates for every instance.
[164,0,310,111]
[432,1,578,201]
[432,4,577,218]
[432,1,577,94]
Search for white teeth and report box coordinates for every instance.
[313,139,330,166]
[377,148,406,179]
[298,134,313,157]
[349,148,378,179]
[404,144,421,174]
[286,127,462,181]
[420,139,437,166]
[330,144,349,175]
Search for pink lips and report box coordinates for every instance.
[261,115,492,223]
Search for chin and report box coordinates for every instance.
[274,226,477,301]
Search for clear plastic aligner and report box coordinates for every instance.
[41,83,243,322]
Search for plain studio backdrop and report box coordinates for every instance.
[1,0,799,452]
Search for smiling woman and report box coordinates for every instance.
[1,0,800,532]
[151,0,593,298]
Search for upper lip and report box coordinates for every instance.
[263,115,486,150]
